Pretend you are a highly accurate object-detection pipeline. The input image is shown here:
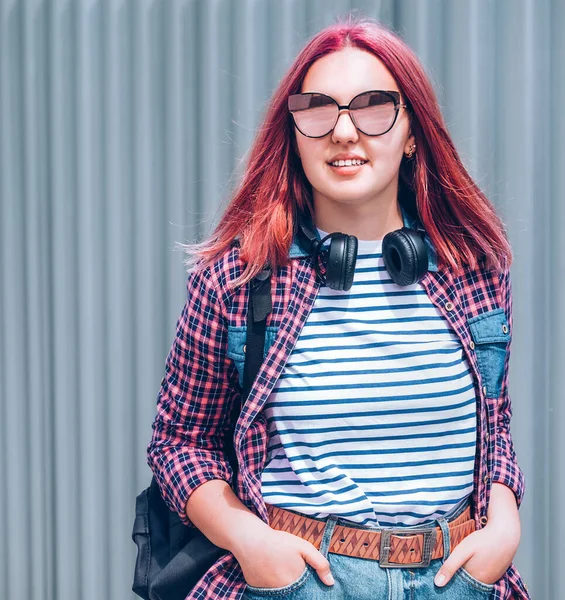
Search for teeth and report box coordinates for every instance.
[330,159,367,167]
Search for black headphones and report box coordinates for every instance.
[296,211,429,291]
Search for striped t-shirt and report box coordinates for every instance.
[259,232,476,527]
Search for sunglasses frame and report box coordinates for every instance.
[288,90,408,138]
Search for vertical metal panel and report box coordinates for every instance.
[49,1,80,597]
[0,1,561,598]
[550,0,565,593]
[76,2,107,598]
[104,3,136,596]
[23,0,53,597]
[104,2,137,597]
[2,2,31,599]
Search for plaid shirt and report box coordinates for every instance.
[148,222,529,599]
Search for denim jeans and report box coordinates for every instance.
[243,498,494,599]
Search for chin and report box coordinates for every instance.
[323,184,380,202]
[319,194,373,208]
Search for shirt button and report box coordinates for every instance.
[444,301,454,311]
[243,344,246,353]
[482,385,487,396]
[469,341,475,350]
[483,474,490,484]
[485,432,490,442]
[480,515,488,526]
[502,324,509,334]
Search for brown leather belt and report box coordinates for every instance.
[266,503,475,568]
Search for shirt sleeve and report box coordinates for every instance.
[146,266,240,527]
[491,265,526,508]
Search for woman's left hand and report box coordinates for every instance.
[434,493,521,587]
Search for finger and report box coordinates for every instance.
[300,543,334,586]
[434,538,474,587]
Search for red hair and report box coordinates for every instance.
[180,15,512,289]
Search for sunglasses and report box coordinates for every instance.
[287,90,408,138]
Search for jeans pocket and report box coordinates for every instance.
[456,566,495,594]
[244,565,313,597]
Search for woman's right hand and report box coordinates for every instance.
[233,525,335,589]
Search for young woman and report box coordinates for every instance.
[147,17,529,600]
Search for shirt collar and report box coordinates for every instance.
[288,204,438,272]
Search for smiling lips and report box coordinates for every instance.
[327,157,368,175]
[329,158,368,167]
[327,153,369,175]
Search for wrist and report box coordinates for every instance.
[485,505,521,548]
[228,514,273,559]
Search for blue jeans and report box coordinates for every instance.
[243,498,494,599]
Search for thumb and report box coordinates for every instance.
[434,540,472,587]
[300,543,334,587]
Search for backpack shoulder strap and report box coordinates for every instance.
[242,265,272,401]
[226,265,272,479]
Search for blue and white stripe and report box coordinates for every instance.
[260,233,476,527]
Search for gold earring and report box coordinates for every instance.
[405,143,416,159]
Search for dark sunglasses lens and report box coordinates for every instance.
[350,92,397,135]
[289,94,337,137]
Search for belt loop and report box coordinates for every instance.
[319,516,338,558]
[437,517,451,561]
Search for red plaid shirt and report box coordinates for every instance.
[148,229,529,599]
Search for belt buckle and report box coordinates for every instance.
[379,526,436,568]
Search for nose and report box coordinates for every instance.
[331,110,359,144]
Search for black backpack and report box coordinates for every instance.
[132,268,272,600]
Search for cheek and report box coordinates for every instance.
[300,158,325,190]
[296,139,324,177]
[367,142,405,173]
[296,135,317,158]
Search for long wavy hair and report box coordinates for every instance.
[180,16,512,289]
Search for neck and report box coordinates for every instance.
[312,191,404,241]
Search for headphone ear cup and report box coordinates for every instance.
[383,228,428,286]
[342,235,358,291]
[326,234,358,291]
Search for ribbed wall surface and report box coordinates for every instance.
[1,1,562,599]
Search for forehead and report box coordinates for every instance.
[300,47,399,103]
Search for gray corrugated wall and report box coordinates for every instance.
[0,0,561,598]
